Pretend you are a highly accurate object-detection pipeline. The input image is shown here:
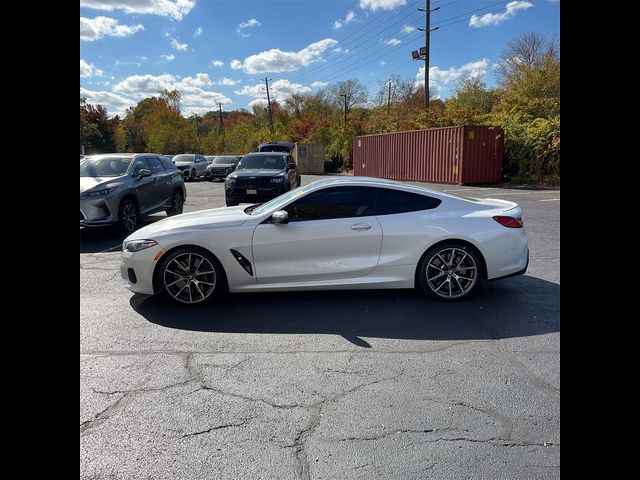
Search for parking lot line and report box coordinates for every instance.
[539,198,560,202]
[482,191,560,196]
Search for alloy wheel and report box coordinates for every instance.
[121,201,137,233]
[426,247,477,299]
[163,253,216,304]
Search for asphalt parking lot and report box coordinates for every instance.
[80,175,559,479]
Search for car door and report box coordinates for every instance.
[251,186,382,285]
[131,157,155,214]
[195,155,207,176]
[146,156,172,209]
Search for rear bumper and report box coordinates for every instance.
[490,249,529,281]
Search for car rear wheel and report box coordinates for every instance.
[159,248,223,305]
[166,190,184,216]
[118,198,138,234]
[418,243,482,301]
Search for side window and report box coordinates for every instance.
[147,157,166,174]
[285,186,377,222]
[160,158,177,170]
[374,188,442,215]
[196,156,204,163]
[132,158,151,175]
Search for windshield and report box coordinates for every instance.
[213,156,237,164]
[250,183,316,216]
[238,155,286,170]
[80,156,132,177]
[173,154,194,162]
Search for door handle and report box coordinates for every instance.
[350,223,372,231]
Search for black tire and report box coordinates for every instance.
[118,198,139,235]
[417,242,483,301]
[190,169,197,182]
[226,196,238,207]
[158,247,224,305]
[166,190,184,216]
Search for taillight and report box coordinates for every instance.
[493,216,524,228]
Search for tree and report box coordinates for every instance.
[328,79,369,113]
[80,97,117,153]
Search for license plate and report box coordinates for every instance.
[246,189,257,195]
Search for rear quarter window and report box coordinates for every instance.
[375,188,442,215]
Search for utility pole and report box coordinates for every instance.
[340,93,347,127]
[263,78,273,134]
[387,79,392,115]
[217,102,224,134]
[415,0,439,113]
[340,93,348,172]
[425,0,430,112]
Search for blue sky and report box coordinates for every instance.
[80,0,560,117]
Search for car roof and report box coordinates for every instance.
[243,152,289,156]
[84,153,140,158]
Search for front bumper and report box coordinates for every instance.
[226,185,287,203]
[80,193,119,227]
[120,243,164,295]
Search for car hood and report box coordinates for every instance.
[126,205,250,240]
[80,176,125,195]
[232,169,285,177]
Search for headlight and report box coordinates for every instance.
[226,176,236,184]
[83,186,118,197]
[270,177,284,183]
[123,239,158,252]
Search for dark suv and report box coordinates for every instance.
[225,152,301,206]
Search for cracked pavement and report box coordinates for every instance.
[80,176,559,479]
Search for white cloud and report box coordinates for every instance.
[333,46,349,54]
[80,59,104,77]
[401,25,415,34]
[237,38,338,74]
[211,60,224,67]
[80,87,135,117]
[216,77,239,86]
[359,0,406,12]
[379,60,386,65]
[178,73,212,87]
[194,27,203,36]
[171,38,188,51]
[469,1,533,28]
[415,59,490,91]
[310,81,329,88]
[236,79,311,103]
[79,0,195,21]
[230,59,243,70]
[183,106,220,116]
[161,53,175,61]
[80,16,144,41]
[237,18,261,37]
[112,73,232,109]
[333,10,357,29]
[382,38,401,46]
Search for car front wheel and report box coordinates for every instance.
[118,198,138,234]
[418,243,482,301]
[159,248,223,305]
[166,190,184,216]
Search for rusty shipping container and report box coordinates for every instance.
[353,126,504,185]
[292,143,324,175]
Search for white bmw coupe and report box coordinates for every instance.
[121,177,528,305]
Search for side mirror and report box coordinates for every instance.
[137,169,152,180]
[288,163,297,170]
[272,210,289,225]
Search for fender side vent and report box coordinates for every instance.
[230,249,253,276]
